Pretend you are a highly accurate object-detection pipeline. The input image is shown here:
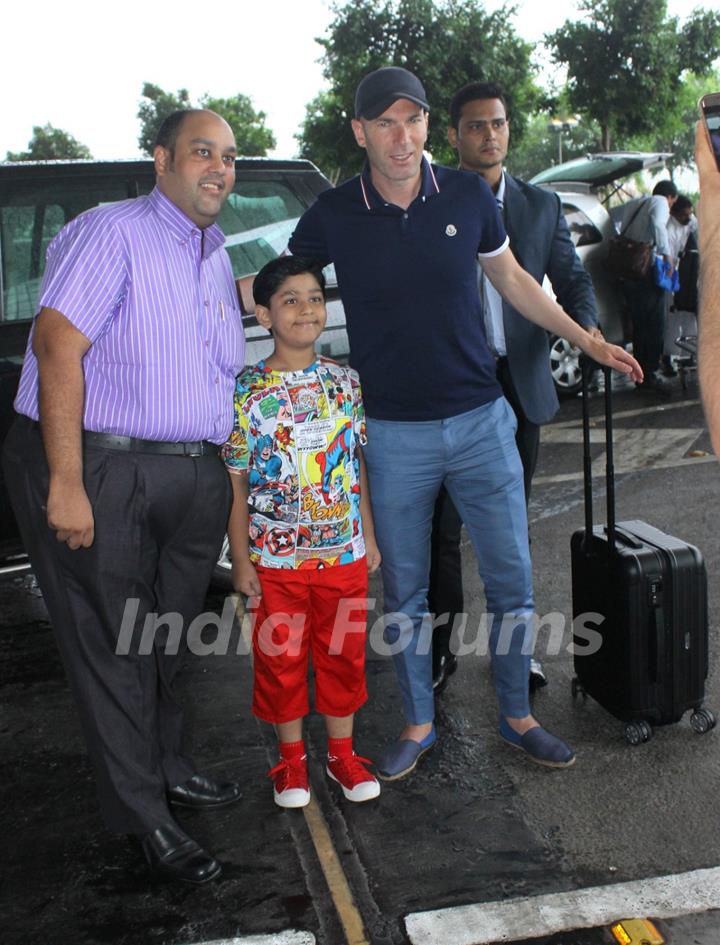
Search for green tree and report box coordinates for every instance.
[506,111,603,181]
[6,123,92,161]
[200,94,276,156]
[627,70,720,177]
[296,0,538,182]
[547,0,720,151]
[137,83,192,155]
[137,83,276,157]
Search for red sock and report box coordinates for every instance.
[279,739,305,760]
[328,736,354,758]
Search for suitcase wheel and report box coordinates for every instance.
[624,720,652,746]
[690,708,716,734]
[571,676,586,700]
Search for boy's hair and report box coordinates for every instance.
[252,256,326,309]
[449,82,508,130]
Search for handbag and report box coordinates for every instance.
[606,199,653,281]
[653,255,680,293]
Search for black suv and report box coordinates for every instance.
[0,157,346,579]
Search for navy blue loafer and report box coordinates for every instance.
[376,727,436,781]
[499,717,575,768]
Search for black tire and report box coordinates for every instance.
[571,676,585,699]
[638,720,653,742]
[624,722,643,746]
[549,335,583,397]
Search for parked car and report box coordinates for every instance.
[529,151,673,396]
[0,156,340,582]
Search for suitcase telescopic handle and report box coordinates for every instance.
[581,360,616,554]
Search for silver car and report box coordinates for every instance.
[530,151,673,396]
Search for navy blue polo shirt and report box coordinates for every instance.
[288,158,508,421]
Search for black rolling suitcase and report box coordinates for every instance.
[570,365,715,744]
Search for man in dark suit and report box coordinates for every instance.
[430,82,601,692]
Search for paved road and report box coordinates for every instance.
[3,375,720,945]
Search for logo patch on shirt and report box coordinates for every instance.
[445,224,457,237]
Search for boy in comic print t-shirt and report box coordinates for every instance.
[223,256,381,809]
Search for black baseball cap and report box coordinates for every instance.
[354,67,429,120]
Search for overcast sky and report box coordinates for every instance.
[1,0,707,161]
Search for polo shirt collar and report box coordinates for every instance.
[359,155,440,210]
[148,186,226,258]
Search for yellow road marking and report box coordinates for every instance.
[234,595,370,945]
[302,795,371,945]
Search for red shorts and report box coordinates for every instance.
[250,557,369,724]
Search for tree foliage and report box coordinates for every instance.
[296,0,538,182]
[547,0,720,151]
[6,124,92,161]
[137,83,191,156]
[200,94,276,156]
[626,70,720,177]
[507,112,603,181]
[137,83,275,157]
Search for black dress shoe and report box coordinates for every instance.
[141,822,222,884]
[635,373,673,396]
[432,652,458,693]
[168,774,242,810]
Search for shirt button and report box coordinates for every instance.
[403,213,409,220]
[204,300,209,307]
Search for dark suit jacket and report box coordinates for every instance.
[501,173,597,424]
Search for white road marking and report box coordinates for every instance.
[187,934,315,945]
[535,399,714,485]
[404,867,720,944]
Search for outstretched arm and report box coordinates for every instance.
[480,247,643,382]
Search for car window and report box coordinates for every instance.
[220,182,306,277]
[0,181,129,322]
[562,204,603,247]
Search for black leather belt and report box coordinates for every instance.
[17,415,219,458]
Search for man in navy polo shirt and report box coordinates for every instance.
[288,67,642,780]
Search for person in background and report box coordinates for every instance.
[662,194,698,377]
[619,179,678,393]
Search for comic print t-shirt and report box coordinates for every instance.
[223,356,367,569]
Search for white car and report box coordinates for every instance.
[530,151,673,395]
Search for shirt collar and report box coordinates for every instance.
[148,186,226,258]
[495,171,507,206]
[359,155,440,211]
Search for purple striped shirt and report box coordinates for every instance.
[14,187,244,444]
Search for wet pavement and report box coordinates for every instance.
[3,375,720,945]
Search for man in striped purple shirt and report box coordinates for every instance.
[2,109,244,885]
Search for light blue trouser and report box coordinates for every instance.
[363,397,533,725]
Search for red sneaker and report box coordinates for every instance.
[326,753,380,802]
[268,754,310,808]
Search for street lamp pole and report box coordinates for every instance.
[548,116,580,164]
